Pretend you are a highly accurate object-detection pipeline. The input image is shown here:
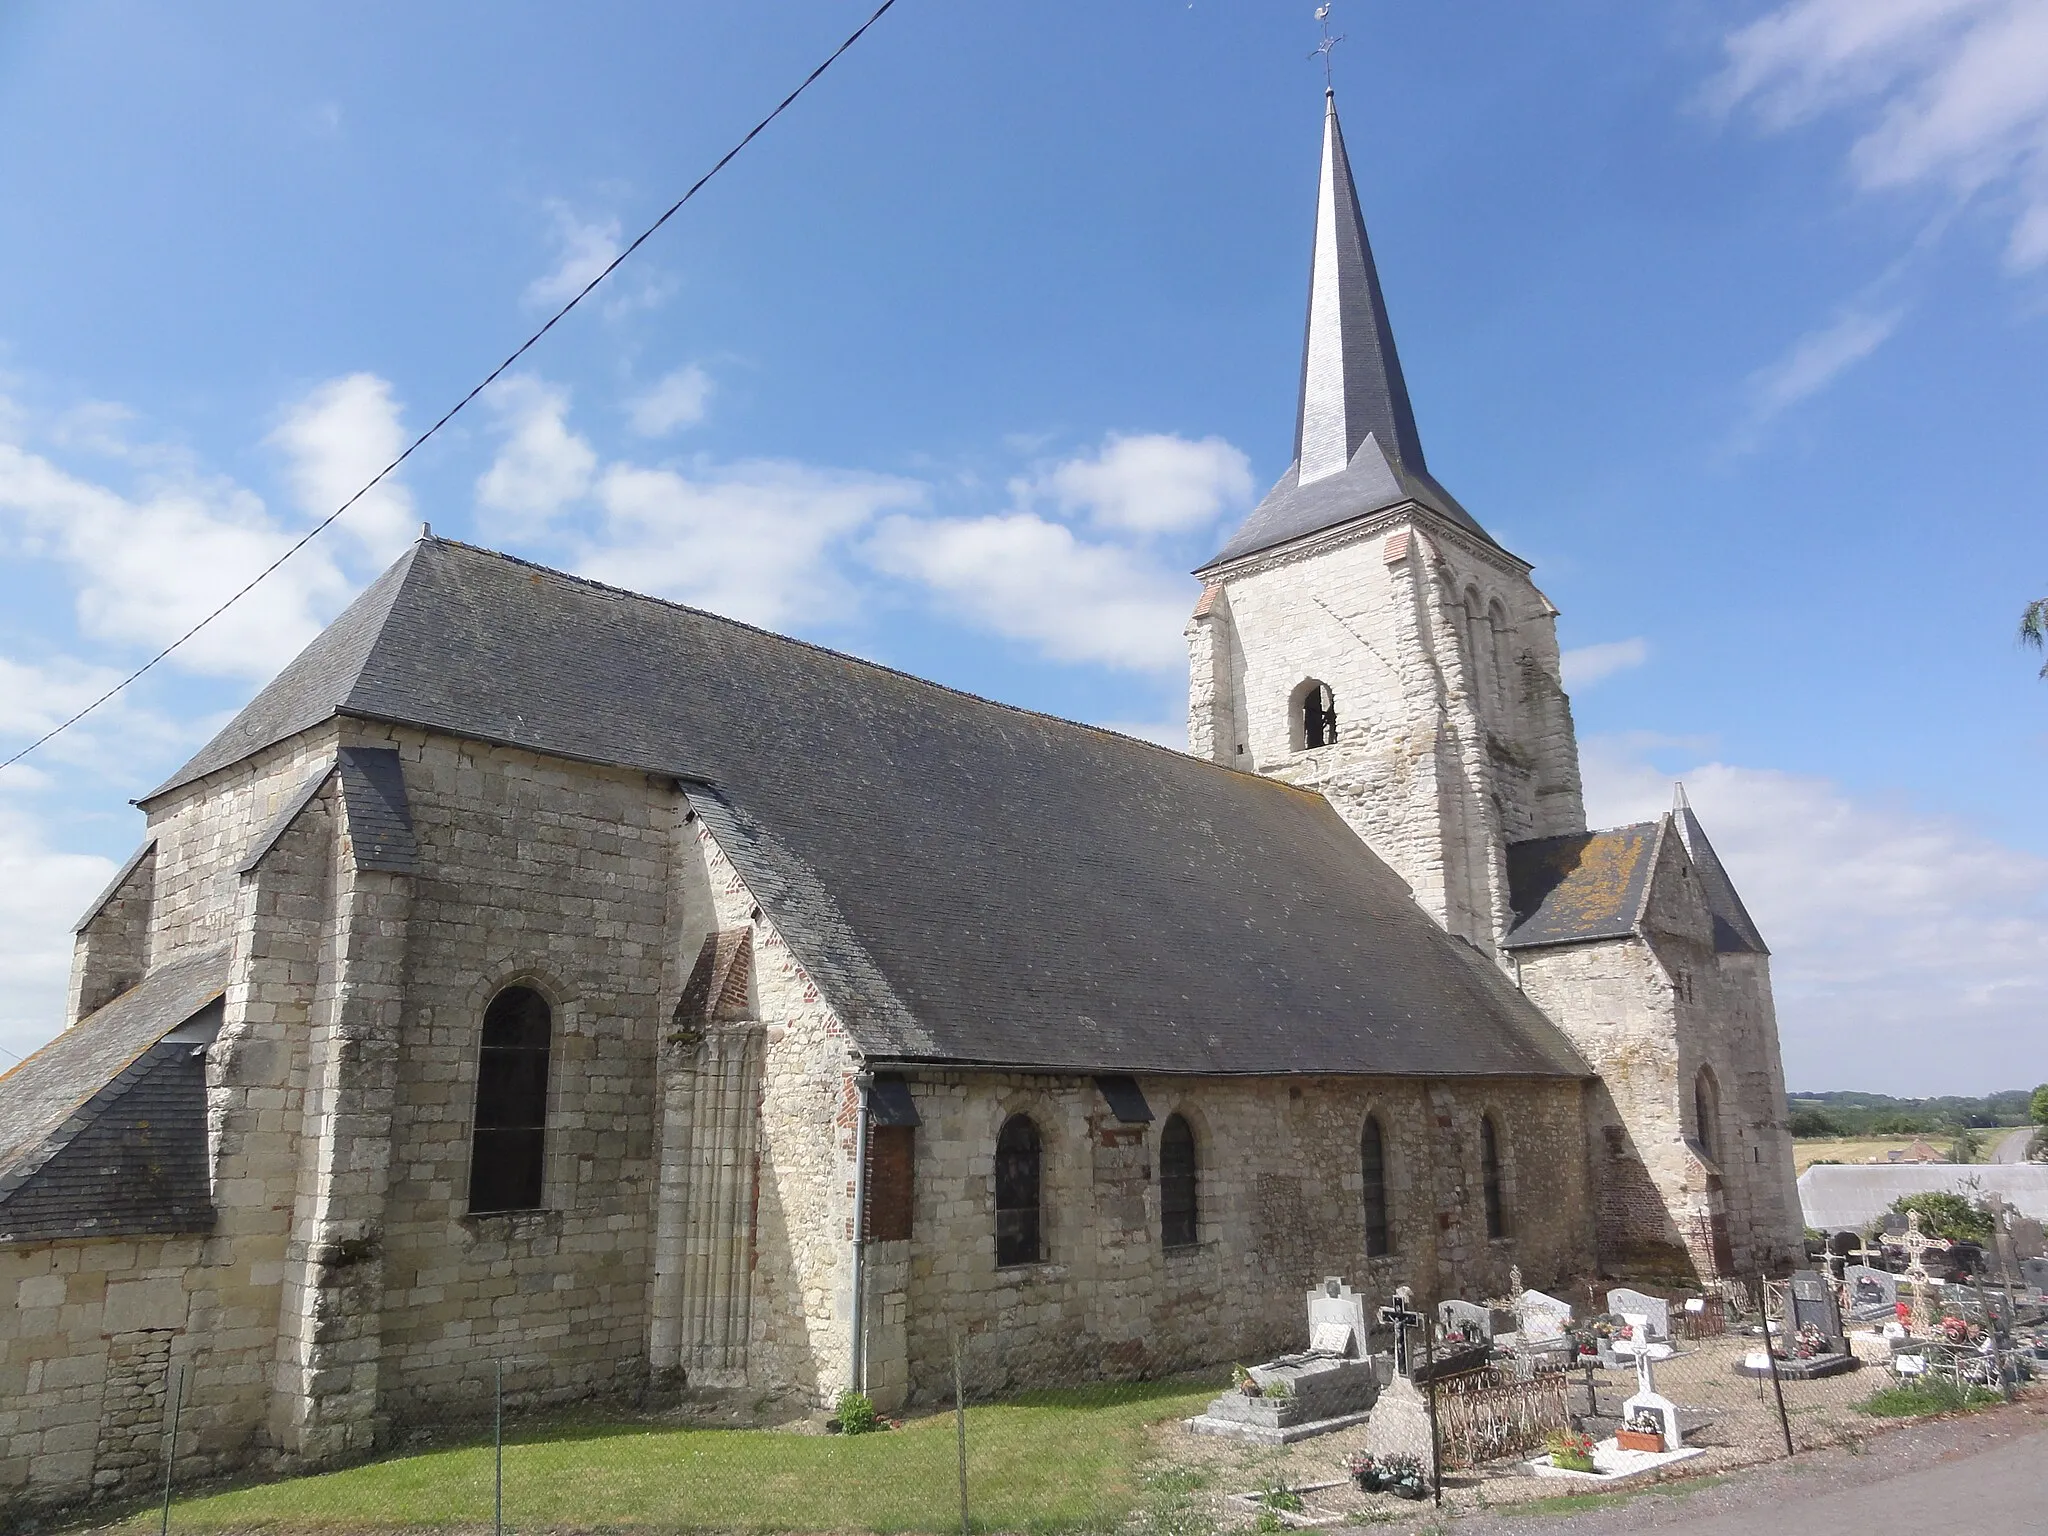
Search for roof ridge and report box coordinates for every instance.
[417,536,1320,798]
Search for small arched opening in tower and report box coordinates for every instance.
[1290,678,1338,750]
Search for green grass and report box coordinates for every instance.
[133,1379,1222,1535]
[1854,1377,2003,1419]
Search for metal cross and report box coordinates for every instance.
[1309,3,1345,91]
[1379,1289,1425,1377]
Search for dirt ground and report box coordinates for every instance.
[1139,1334,2004,1529]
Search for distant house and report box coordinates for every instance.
[1882,1140,1946,1165]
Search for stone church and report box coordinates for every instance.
[0,91,1799,1505]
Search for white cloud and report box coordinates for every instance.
[627,366,714,437]
[580,459,925,630]
[1033,432,1254,536]
[475,375,597,532]
[1749,305,1904,416]
[1712,0,2048,268]
[0,440,353,678]
[1582,736,2048,1094]
[1560,638,1650,690]
[525,202,623,307]
[269,372,416,564]
[0,791,118,1066]
[866,512,1196,673]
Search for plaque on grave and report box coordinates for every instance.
[1605,1288,1671,1341]
[1844,1264,1898,1320]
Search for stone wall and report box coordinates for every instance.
[1189,509,1585,956]
[883,1071,1593,1406]
[1516,822,1804,1281]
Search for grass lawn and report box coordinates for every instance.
[1792,1138,1970,1174]
[131,1378,1223,1534]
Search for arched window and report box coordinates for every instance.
[1292,679,1338,749]
[1487,600,1512,718]
[469,985,552,1213]
[994,1114,1043,1266]
[1361,1115,1392,1257]
[1159,1114,1198,1249]
[1463,587,1488,702]
[1694,1068,1720,1164]
[1479,1115,1506,1240]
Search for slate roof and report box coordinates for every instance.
[1502,823,1661,951]
[1202,93,1500,571]
[1798,1165,2048,1231]
[1674,804,1768,955]
[150,538,1588,1081]
[0,948,228,1242]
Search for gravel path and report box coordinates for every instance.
[1345,1395,2046,1534]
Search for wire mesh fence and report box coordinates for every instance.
[104,1269,2041,1536]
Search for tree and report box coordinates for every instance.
[2030,1083,2048,1125]
[1884,1191,1994,1243]
[2026,599,2048,677]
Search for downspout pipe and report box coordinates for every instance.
[849,1070,874,1396]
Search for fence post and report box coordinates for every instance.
[494,1358,504,1536]
[1758,1274,1794,1459]
[1422,1324,1442,1507]
[158,1362,186,1536]
[952,1333,969,1536]
[1581,1361,1597,1421]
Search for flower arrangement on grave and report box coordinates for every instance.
[1793,1322,1828,1360]
[1348,1452,1427,1499]
[1545,1427,1597,1473]
[1617,1409,1665,1453]
[1232,1364,1263,1398]
[1937,1314,1979,1345]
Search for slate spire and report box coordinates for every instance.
[1294,89,1428,488]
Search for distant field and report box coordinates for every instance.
[1793,1138,1973,1174]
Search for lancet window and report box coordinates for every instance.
[1361,1114,1392,1257]
[1480,1114,1506,1240]
[995,1114,1043,1266]
[469,985,552,1213]
[1159,1113,1198,1249]
[1293,679,1338,749]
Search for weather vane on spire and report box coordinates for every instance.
[1310,3,1345,92]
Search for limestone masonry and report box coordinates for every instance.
[0,89,1799,1513]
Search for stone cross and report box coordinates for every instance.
[1378,1287,1425,1378]
[1901,1211,1935,1333]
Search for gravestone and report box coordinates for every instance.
[1514,1288,1574,1344]
[1844,1264,1898,1320]
[1617,1320,1683,1452]
[1788,1270,1846,1354]
[1439,1298,1514,1345]
[1307,1275,1369,1356]
[1605,1288,1671,1341]
[1187,1277,1381,1444]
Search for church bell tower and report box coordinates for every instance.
[1186,90,1586,956]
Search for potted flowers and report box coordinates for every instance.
[1545,1427,1597,1473]
[1616,1409,1664,1453]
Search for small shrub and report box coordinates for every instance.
[1855,1377,2000,1418]
[1257,1481,1304,1512]
[835,1389,880,1435]
[1261,1378,1293,1401]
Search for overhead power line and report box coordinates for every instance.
[0,0,901,777]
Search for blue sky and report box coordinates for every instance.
[1,1,2044,1095]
